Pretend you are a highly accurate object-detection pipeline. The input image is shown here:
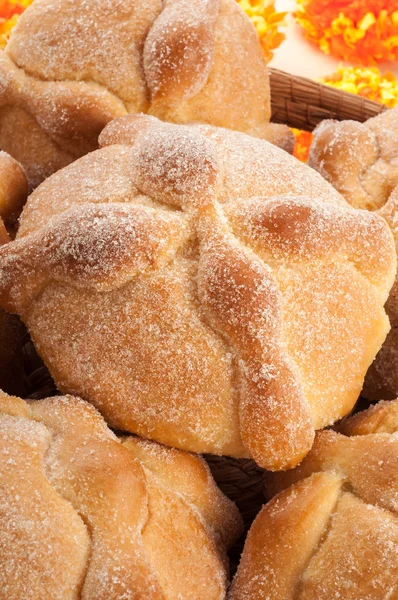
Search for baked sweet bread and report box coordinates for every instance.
[0,0,293,188]
[0,115,395,470]
[0,391,242,600]
[309,108,398,400]
[230,400,398,600]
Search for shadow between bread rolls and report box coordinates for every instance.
[0,0,292,189]
[230,400,398,599]
[0,152,28,396]
[0,115,395,470]
[0,391,242,600]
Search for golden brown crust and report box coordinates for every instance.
[0,217,9,244]
[0,0,291,187]
[0,391,241,600]
[233,401,398,599]
[122,436,242,549]
[229,472,343,600]
[143,0,219,103]
[0,150,28,236]
[309,109,398,400]
[0,116,395,470]
[338,398,398,435]
[0,105,74,189]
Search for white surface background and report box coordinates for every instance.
[270,0,398,78]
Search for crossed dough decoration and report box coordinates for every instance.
[0,115,395,470]
[230,400,398,600]
[0,0,292,188]
[309,107,398,400]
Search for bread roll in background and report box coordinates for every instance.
[0,114,394,471]
[0,0,293,188]
[309,108,398,401]
[230,400,398,600]
[0,391,242,600]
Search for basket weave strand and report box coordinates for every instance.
[269,68,387,131]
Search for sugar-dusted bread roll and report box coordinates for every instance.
[0,115,395,470]
[0,0,293,188]
[309,108,398,400]
[230,400,398,600]
[0,391,242,600]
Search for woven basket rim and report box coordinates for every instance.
[269,67,387,131]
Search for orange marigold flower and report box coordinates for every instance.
[296,0,398,64]
[0,0,33,49]
[321,65,398,108]
[292,129,314,162]
[238,0,287,61]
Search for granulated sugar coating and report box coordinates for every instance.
[0,0,292,188]
[309,108,398,402]
[0,115,396,470]
[230,400,398,599]
[0,392,242,600]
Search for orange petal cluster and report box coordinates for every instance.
[238,0,287,61]
[293,66,398,162]
[0,0,32,48]
[295,0,398,64]
[292,129,314,162]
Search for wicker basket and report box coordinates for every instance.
[18,69,381,573]
[269,67,387,131]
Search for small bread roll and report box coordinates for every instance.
[309,108,398,400]
[0,391,242,600]
[0,0,292,187]
[0,115,394,470]
[230,400,398,600]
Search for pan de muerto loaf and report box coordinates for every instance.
[0,115,395,470]
[309,108,398,401]
[0,391,242,600]
[230,399,398,599]
[0,0,292,188]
